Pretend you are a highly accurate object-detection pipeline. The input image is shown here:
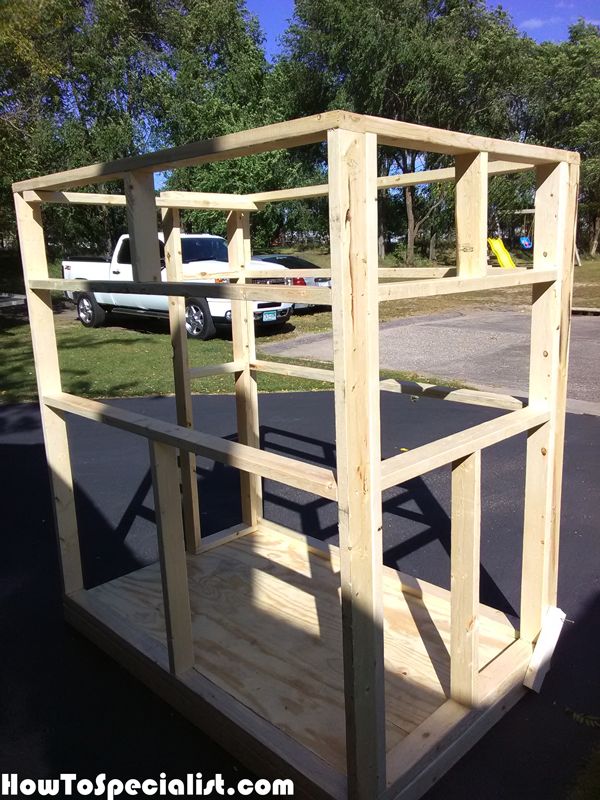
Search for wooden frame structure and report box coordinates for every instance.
[14,111,579,800]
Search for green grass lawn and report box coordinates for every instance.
[1,250,599,403]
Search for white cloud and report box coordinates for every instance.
[521,15,562,30]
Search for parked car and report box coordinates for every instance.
[252,254,331,309]
[62,234,293,340]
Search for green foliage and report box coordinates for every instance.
[526,22,600,253]
[0,1,599,258]
[278,0,530,260]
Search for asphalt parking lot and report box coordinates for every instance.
[264,309,600,414]
[1,391,599,798]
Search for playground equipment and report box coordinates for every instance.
[13,111,579,800]
[488,236,517,269]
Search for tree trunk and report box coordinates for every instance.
[429,232,437,262]
[378,222,385,260]
[405,185,415,264]
[589,213,600,257]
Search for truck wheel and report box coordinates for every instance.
[76,293,106,328]
[185,298,216,340]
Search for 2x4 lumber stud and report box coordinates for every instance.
[162,207,201,554]
[148,440,194,675]
[23,189,257,212]
[43,392,338,501]
[455,152,488,278]
[13,193,83,595]
[12,111,577,194]
[228,210,263,527]
[521,161,578,643]
[450,451,481,707]
[160,190,257,211]
[378,269,557,303]
[28,277,332,306]
[248,160,534,208]
[13,111,343,192]
[124,172,162,282]
[381,406,549,490]
[328,127,386,799]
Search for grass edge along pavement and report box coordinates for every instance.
[1,303,465,404]
[1,252,598,404]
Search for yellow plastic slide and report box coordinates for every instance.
[487,237,516,269]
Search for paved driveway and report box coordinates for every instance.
[263,310,600,412]
[1,394,599,799]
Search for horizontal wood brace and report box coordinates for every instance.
[251,362,524,411]
[378,267,456,278]
[29,278,332,305]
[185,269,330,281]
[381,406,550,490]
[23,190,258,211]
[247,160,537,206]
[189,361,245,379]
[13,111,343,192]
[379,379,524,411]
[250,359,334,382]
[378,269,558,302]
[43,392,338,500]
[14,111,577,195]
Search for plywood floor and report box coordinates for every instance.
[88,524,516,774]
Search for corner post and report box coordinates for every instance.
[13,192,83,594]
[520,160,578,642]
[162,207,201,553]
[227,210,262,527]
[455,152,488,277]
[328,127,386,799]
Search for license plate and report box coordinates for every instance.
[262,310,277,322]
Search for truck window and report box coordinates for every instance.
[117,238,165,264]
[181,237,228,263]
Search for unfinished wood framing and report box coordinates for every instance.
[14,111,578,800]
[162,207,201,553]
[228,210,263,527]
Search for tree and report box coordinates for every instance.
[155,1,322,249]
[526,22,600,255]
[0,0,169,253]
[278,0,530,262]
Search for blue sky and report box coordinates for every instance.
[245,0,600,60]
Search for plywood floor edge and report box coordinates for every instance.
[64,592,346,800]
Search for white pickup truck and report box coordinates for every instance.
[62,233,293,340]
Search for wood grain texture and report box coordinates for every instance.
[43,392,338,500]
[328,127,386,797]
[162,207,201,553]
[29,277,331,305]
[228,210,262,526]
[87,525,515,777]
[450,452,481,707]
[521,161,577,643]
[378,269,557,302]
[381,407,549,490]
[124,172,161,283]
[13,193,83,595]
[13,109,577,192]
[455,153,488,278]
[149,440,194,675]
